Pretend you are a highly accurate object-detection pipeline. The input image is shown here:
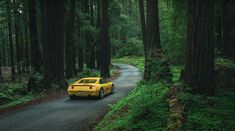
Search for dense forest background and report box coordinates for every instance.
[0,0,234,89]
[0,0,235,130]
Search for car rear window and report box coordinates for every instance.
[79,79,97,83]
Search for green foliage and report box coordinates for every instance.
[112,56,145,72]
[0,93,40,110]
[178,91,235,130]
[215,58,235,69]
[112,37,143,57]
[95,81,169,131]
[81,23,97,40]
[159,0,186,65]
[0,82,28,105]
[145,56,172,83]
[79,69,100,78]
[215,58,235,91]
[109,0,142,58]
[171,66,182,83]
[28,72,44,92]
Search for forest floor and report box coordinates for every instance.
[95,56,235,130]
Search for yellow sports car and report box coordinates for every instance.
[67,77,115,99]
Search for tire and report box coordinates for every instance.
[111,85,115,94]
[99,88,105,99]
[69,95,76,99]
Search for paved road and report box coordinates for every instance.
[0,64,142,131]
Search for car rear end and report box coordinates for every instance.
[68,84,99,98]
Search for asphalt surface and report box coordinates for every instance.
[0,64,142,131]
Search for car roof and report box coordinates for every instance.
[82,77,101,80]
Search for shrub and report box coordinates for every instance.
[28,72,44,92]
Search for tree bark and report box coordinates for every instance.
[96,0,101,69]
[100,0,110,78]
[6,0,15,79]
[222,0,235,61]
[13,0,23,74]
[138,0,147,55]
[144,0,172,83]
[184,0,215,95]
[89,1,96,69]
[40,0,67,88]
[29,0,41,71]
[77,0,84,72]
[139,0,151,82]
[65,0,76,78]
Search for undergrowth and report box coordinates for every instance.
[97,56,235,130]
[95,81,169,131]
[178,90,235,130]
[177,58,235,130]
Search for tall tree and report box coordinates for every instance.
[100,0,110,78]
[138,0,147,55]
[28,0,41,71]
[144,0,171,82]
[65,0,76,78]
[184,0,215,95]
[22,1,30,72]
[13,0,22,74]
[40,0,67,88]
[89,0,96,69]
[96,0,101,69]
[77,1,84,72]
[139,0,149,81]
[84,0,96,69]
[6,0,15,79]
[222,0,235,61]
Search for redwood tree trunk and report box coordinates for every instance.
[40,0,67,88]
[84,0,95,69]
[89,1,96,69]
[77,0,84,72]
[29,0,41,71]
[100,0,110,78]
[13,0,22,74]
[184,0,215,95]
[144,0,172,83]
[96,0,101,69]
[7,0,15,79]
[138,0,147,55]
[223,0,235,61]
[65,0,76,78]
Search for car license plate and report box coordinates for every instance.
[78,92,84,95]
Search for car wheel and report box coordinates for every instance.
[99,88,104,99]
[111,85,115,94]
[69,95,75,99]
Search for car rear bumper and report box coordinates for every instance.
[68,90,99,97]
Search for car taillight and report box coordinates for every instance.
[71,86,74,89]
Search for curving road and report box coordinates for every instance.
[0,64,142,131]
